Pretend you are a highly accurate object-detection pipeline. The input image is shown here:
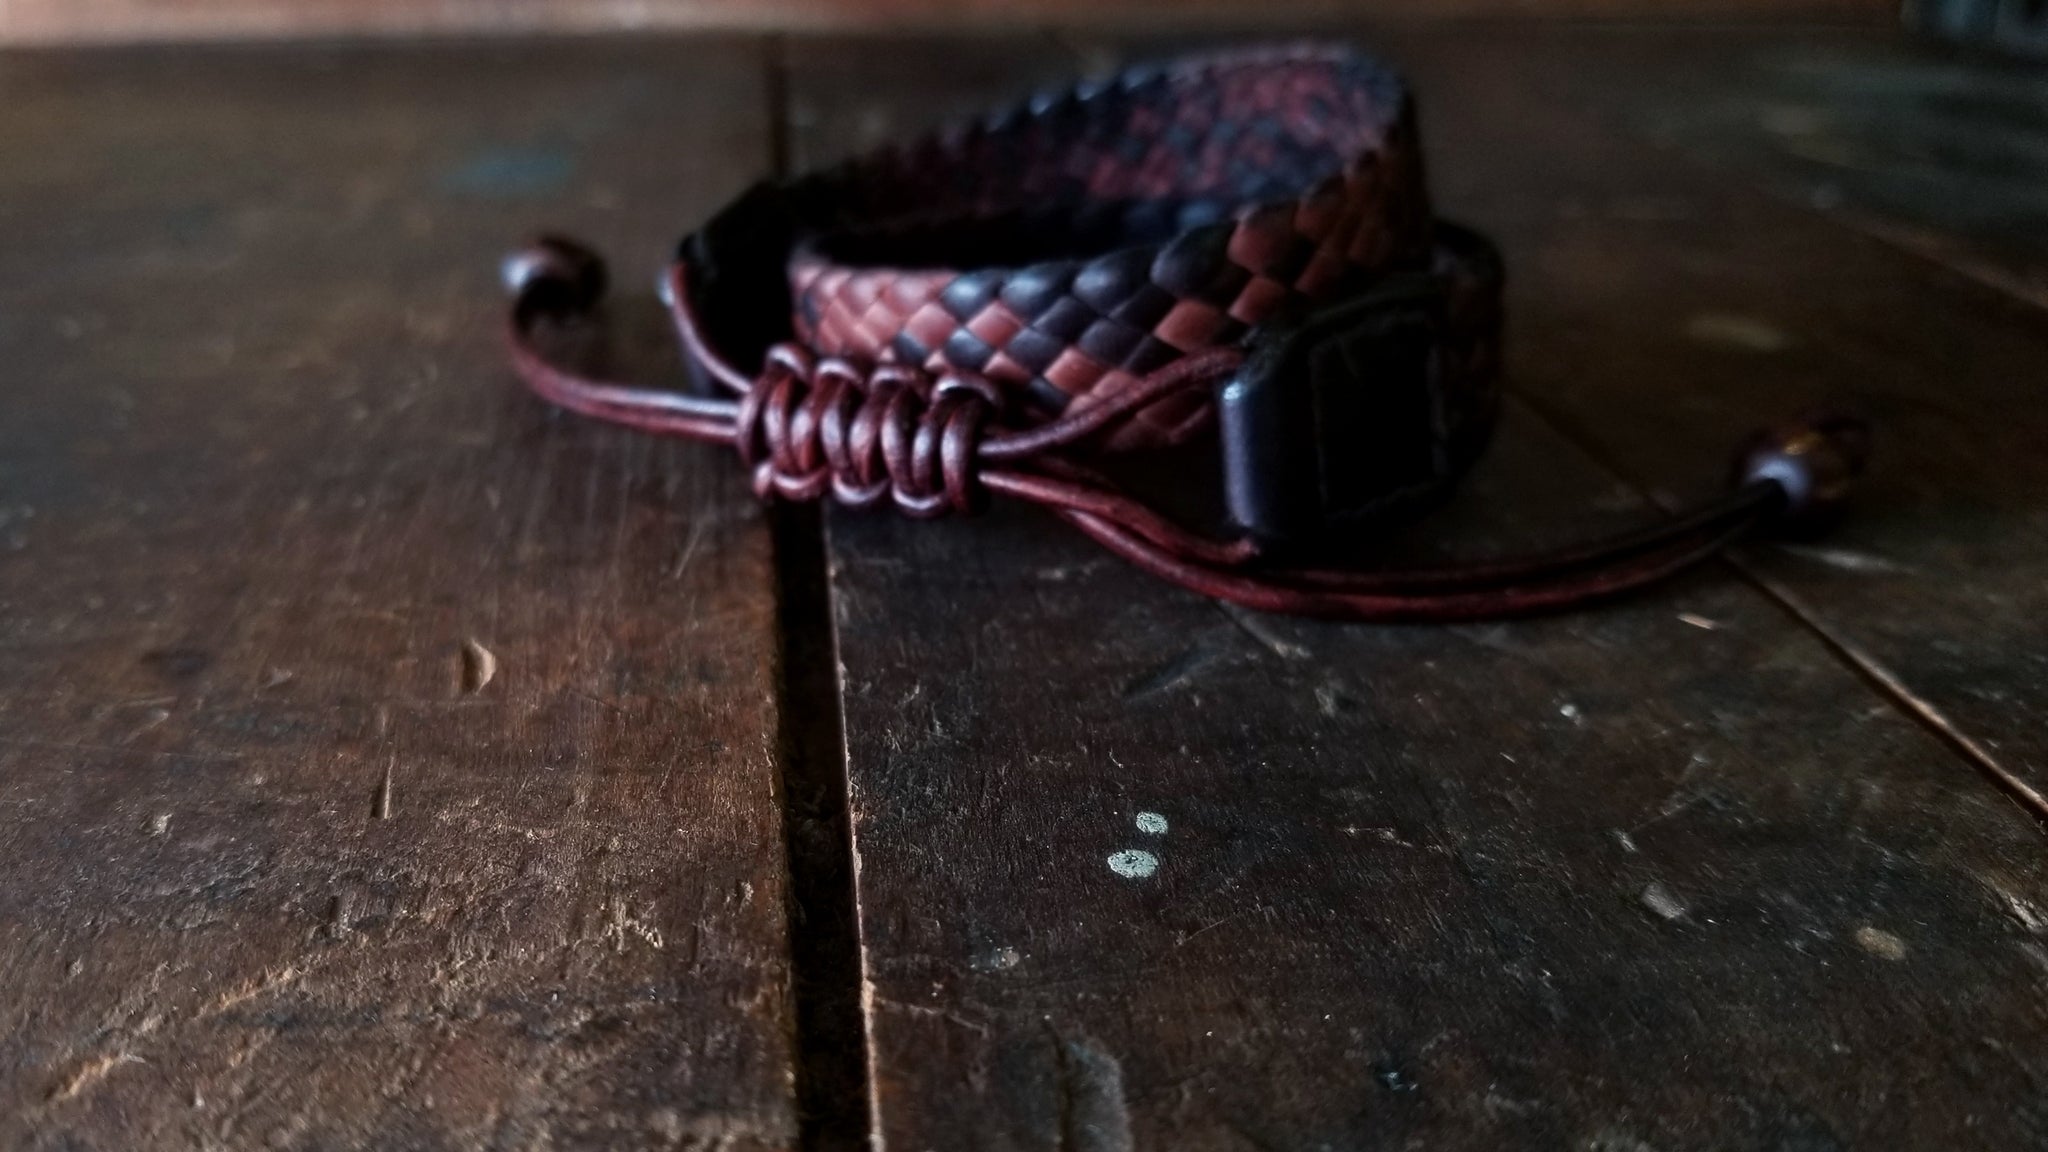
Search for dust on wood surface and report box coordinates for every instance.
[788,32,2048,1151]
[0,40,801,1150]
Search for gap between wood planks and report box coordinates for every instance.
[760,35,881,1152]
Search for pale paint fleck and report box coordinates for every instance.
[1678,613,1720,631]
[1856,925,1907,961]
[461,637,497,694]
[1685,311,1791,353]
[1134,812,1168,836]
[1107,849,1158,880]
[1641,881,1688,921]
[1559,703,1581,721]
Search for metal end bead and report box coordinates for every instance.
[1733,412,1871,532]
[501,234,609,314]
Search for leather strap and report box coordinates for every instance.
[689,47,1494,456]
[502,45,1867,621]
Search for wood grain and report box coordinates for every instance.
[789,34,2048,1151]
[0,0,1894,48]
[0,40,800,1149]
[1604,31,2048,301]
[1371,23,2048,808]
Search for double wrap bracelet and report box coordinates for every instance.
[504,45,1866,621]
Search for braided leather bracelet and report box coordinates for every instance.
[504,45,1866,621]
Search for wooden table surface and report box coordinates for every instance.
[2,24,2045,1152]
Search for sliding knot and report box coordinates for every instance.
[735,343,1000,518]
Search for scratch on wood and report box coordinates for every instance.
[1217,601,1310,661]
[1801,197,2048,318]
[461,638,497,694]
[1980,875,2048,936]
[1179,912,1242,946]
[1120,646,1220,703]
[1774,543,1911,575]
[204,964,307,1018]
[0,738,242,764]
[671,518,708,580]
[125,708,171,742]
[374,759,394,819]
[598,897,665,953]
[47,1052,142,1103]
[870,996,992,1036]
[1740,572,2048,825]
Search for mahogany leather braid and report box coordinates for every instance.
[502,45,1868,622]
[780,46,1428,447]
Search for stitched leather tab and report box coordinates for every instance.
[1219,273,1448,543]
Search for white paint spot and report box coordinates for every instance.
[1134,812,1168,836]
[1107,849,1158,880]
[1677,613,1720,631]
[148,813,171,836]
[1559,703,1581,721]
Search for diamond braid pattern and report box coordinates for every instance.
[782,47,1434,447]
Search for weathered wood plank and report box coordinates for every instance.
[0,41,800,1149]
[0,0,1893,49]
[1597,30,2048,304]
[789,34,2048,1151]
[1374,23,2048,808]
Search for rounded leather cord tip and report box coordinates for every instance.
[1735,412,1871,533]
[503,235,610,316]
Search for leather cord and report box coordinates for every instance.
[503,235,1868,622]
[502,46,1868,622]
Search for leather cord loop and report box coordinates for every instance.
[503,237,1865,622]
[499,45,1867,623]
